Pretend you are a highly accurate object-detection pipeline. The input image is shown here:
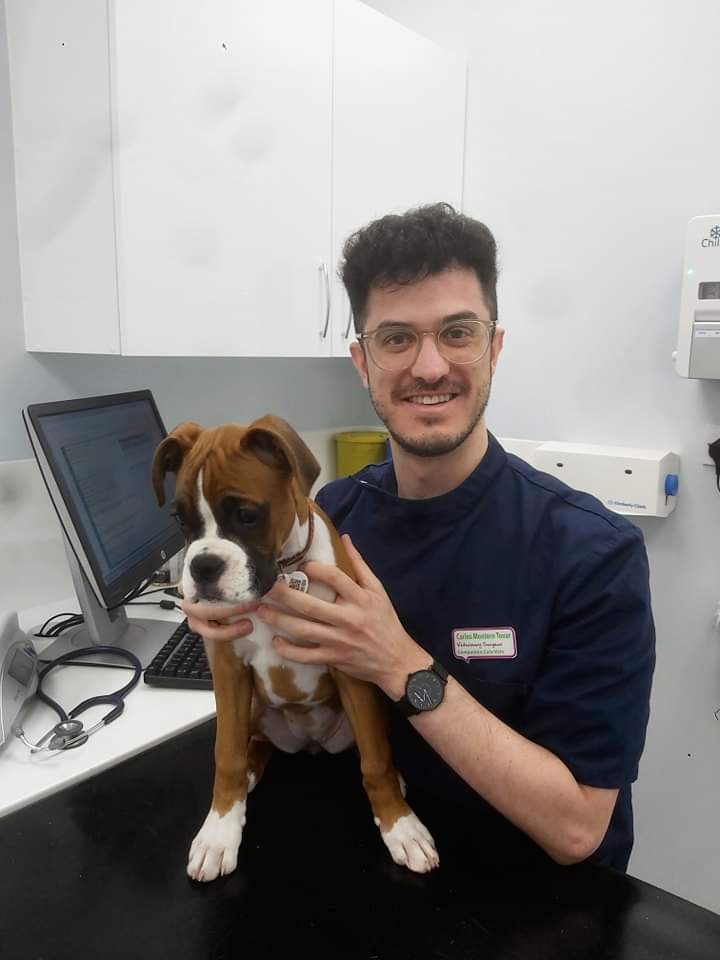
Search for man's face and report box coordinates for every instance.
[350,268,504,458]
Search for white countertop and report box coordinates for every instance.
[0,598,216,819]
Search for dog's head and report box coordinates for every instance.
[152,415,320,603]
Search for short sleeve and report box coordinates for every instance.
[522,523,655,788]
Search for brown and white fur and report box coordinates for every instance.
[152,415,438,881]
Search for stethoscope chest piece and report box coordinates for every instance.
[48,719,87,751]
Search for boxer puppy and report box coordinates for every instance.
[152,415,438,881]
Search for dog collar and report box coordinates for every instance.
[277,509,314,572]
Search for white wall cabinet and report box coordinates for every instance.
[112,0,334,358]
[6,1,465,358]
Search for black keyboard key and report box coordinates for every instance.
[143,619,214,691]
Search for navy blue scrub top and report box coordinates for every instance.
[315,432,655,872]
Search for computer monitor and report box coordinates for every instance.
[22,390,185,668]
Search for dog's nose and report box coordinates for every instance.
[190,553,225,583]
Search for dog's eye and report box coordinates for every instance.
[234,505,260,526]
[221,497,263,528]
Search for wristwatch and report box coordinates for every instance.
[394,660,449,717]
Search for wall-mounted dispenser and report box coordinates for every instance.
[675,214,720,379]
[499,439,680,518]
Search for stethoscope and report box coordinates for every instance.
[13,646,142,754]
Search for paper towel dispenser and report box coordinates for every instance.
[675,214,720,379]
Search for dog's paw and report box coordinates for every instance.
[187,801,246,882]
[379,812,439,873]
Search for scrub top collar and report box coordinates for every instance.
[351,431,508,519]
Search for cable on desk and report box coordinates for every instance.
[31,584,182,637]
[126,600,182,612]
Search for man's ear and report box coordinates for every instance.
[151,421,204,505]
[243,415,320,497]
[490,326,505,376]
[350,340,369,388]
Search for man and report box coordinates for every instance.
[185,203,655,872]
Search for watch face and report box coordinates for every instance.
[406,670,445,712]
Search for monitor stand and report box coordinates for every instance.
[33,538,180,670]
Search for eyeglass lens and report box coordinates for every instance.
[366,321,491,371]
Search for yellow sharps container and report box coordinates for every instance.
[334,430,389,478]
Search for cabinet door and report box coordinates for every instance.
[6,0,120,354]
[332,0,466,356]
[112,0,333,357]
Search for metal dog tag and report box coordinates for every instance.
[277,571,309,593]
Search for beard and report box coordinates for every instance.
[368,374,492,458]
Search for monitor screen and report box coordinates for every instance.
[23,390,184,608]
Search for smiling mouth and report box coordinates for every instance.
[404,393,458,407]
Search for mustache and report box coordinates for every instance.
[393,380,463,399]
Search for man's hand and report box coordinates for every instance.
[258,534,427,693]
[180,599,258,645]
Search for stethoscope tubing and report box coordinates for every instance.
[14,646,142,753]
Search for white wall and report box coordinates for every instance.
[367,0,720,914]
[0,1,375,464]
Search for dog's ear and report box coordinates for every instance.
[151,421,204,506]
[243,415,320,497]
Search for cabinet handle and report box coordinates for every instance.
[319,263,330,339]
[343,305,353,339]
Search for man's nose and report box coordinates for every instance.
[409,333,450,381]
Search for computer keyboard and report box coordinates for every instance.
[143,620,213,690]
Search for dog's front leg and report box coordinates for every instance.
[331,670,439,873]
[187,643,252,882]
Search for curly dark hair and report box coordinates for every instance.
[340,202,498,332]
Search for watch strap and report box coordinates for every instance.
[430,659,448,683]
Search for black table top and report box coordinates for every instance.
[1,719,718,960]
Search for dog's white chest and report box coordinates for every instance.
[233,613,329,706]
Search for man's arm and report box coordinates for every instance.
[257,534,619,866]
[383,653,618,865]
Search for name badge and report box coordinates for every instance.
[452,627,517,661]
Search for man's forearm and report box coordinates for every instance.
[382,667,615,865]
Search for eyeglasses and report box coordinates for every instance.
[357,320,496,372]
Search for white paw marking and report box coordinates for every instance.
[187,801,246,882]
[380,812,439,873]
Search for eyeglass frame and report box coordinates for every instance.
[356,318,497,372]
